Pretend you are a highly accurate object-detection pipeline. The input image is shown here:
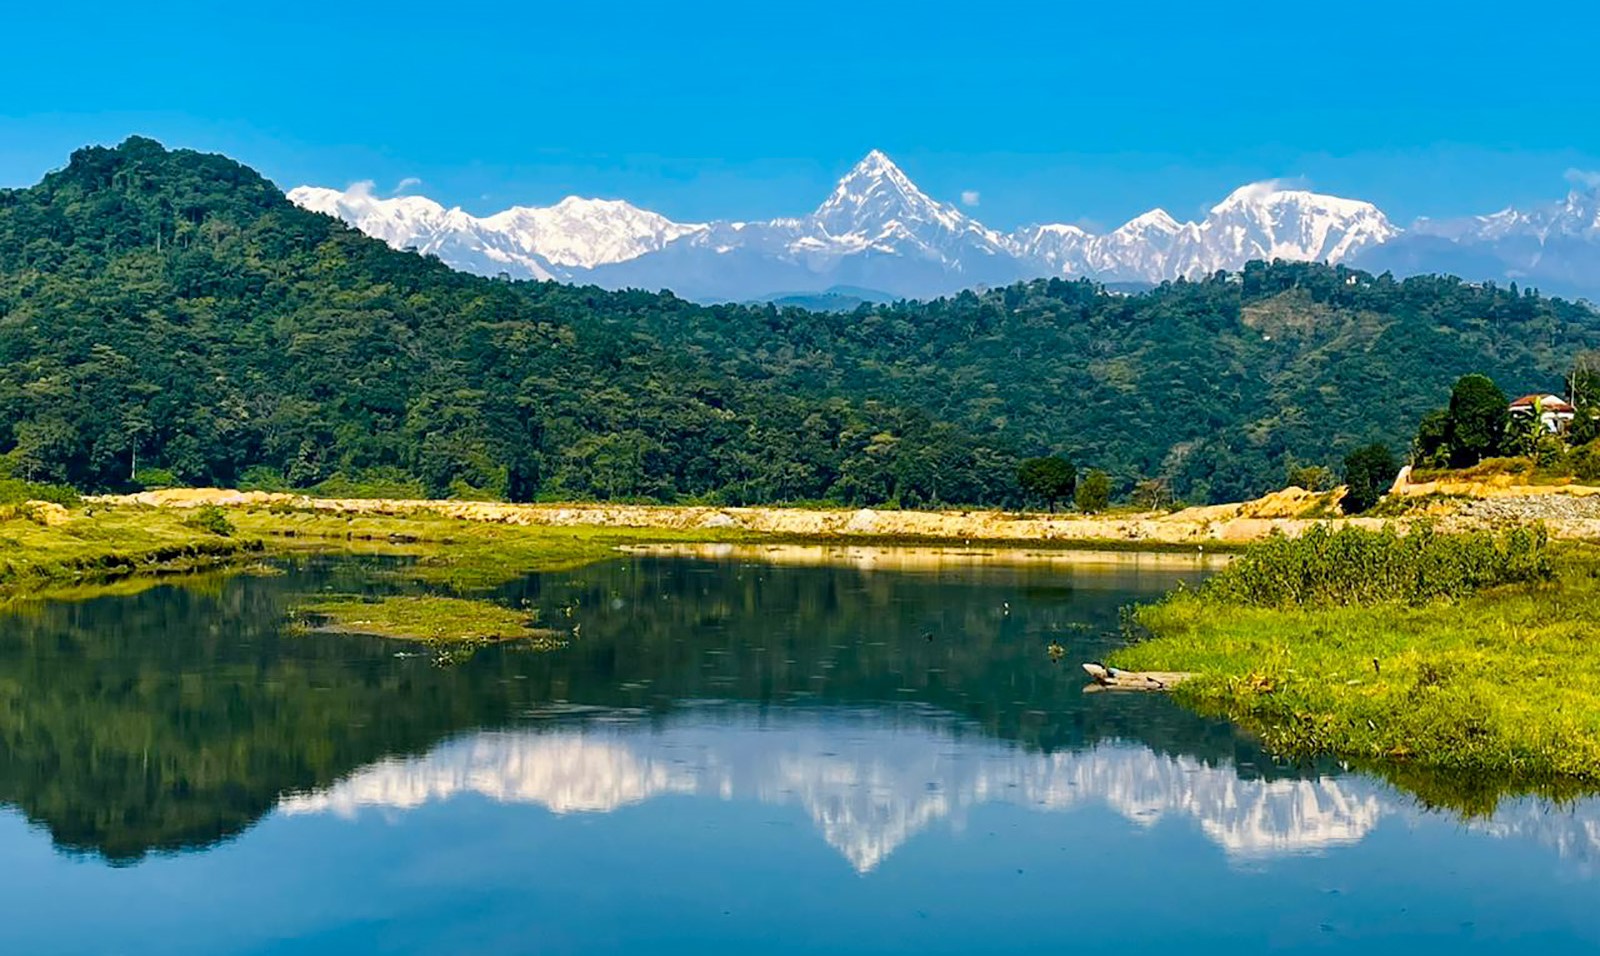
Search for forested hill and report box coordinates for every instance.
[2,138,1598,506]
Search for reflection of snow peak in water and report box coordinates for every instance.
[277,713,1597,874]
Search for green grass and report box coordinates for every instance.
[0,504,261,600]
[1115,541,1600,789]
[228,507,753,589]
[295,595,556,646]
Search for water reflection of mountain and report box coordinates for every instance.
[281,712,1388,872]
[280,713,1600,874]
[0,553,1589,865]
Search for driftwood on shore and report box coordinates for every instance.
[1081,662,1193,692]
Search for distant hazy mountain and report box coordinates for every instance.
[1356,185,1600,299]
[292,154,1600,302]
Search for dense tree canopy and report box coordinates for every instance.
[3,138,1599,505]
[1016,455,1076,510]
[1444,374,1511,467]
[1075,470,1112,513]
[1341,443,1398,514]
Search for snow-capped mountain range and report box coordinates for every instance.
[289,152,1600,303]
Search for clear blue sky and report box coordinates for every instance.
[3,0,1598,229]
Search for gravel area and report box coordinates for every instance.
[1457,494,1600,524]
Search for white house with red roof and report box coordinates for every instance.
[1508,393,1577,434]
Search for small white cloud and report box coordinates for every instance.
[1226,176,1311,201]
[1565,168,1600,190]
[392,176,423,195]
[960,190,981,207]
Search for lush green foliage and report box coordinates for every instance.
[183,504,235,537]
[1285,463,1336,493]
[1200,523,1552,608]
[5,138,1600,504]
[1121,546,1600,784]
[1075,469,1112,513]
[1340,443,1397,513]
[0,478,79,506]
[1409,365,1600,481]
[1444,374,1510,467]
[1016,455,1075,509]
[0,505,261,597]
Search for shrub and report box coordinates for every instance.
[0,479,81,507]
[184,505,235,537]
[133,467,180,490]
[1285,464,1336,493]
[1572,440,1600,483]
[1340,443,1397,514]
[313,469,427,500]
[1075,469,1111,513]
[237,466,291,492]
[1202,523,1552,608]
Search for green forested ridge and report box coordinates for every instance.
[3,137,1598,505]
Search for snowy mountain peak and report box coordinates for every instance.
[1210,181,1389,223]
[804,149,1008,266]
[814,150,944,226]
[1199,182,1398,268]
[1115,208,1183,236]
[478,198,704,269]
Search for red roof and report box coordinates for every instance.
[1509,394,1576,412]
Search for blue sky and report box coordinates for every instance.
[3,0,1598,229]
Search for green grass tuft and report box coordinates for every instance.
[1116,534,1600,787]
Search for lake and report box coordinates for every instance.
[0,548,1596,954]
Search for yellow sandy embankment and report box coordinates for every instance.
[1389,464,1600,500]
[93,485,1384,546]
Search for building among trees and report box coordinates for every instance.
[1508,394,1577,435]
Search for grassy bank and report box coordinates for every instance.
[0,503,263,600]
[227,507,752,588]
[1,500,756,600]
[1114,525,1600,787]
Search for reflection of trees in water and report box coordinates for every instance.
[495,557,1264,767]
[0,555,1364,862]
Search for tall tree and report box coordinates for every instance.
[1016,456,1076,511]
[1075,469,1112,513]
[1445,374,1509,467]
[1341,443,1397,514]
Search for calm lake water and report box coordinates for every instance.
[1,548,1596,954]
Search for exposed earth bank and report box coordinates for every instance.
[97,486,1379,547]
[95,483,1600,544]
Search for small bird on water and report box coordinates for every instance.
[1046,641,1065,662]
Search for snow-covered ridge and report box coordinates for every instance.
[287,182,706,279]
[290,154,1600,302]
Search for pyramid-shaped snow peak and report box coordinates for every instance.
[811,150,975,240]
